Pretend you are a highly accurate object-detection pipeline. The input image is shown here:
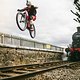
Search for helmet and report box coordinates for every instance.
[26,1,31,5]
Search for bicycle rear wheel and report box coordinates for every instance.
[29,24,36,38]
[16,13,26,31]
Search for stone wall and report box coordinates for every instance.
[0,44,63,66]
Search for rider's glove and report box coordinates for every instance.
[17,9,21,11]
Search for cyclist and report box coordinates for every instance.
[17,1,38,30]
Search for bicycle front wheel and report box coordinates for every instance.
[16,13,26,31]
[29,24,36,38]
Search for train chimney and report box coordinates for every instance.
[77,27,80,32]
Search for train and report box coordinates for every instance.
[65,27,80,61]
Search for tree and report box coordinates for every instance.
[71,0,80,23]
[74,0,79,4]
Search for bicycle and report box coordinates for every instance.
[16,11,36,38]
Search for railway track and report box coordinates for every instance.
[0,61,79,80]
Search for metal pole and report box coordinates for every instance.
[1,34,4,44]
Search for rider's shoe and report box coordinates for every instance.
[30,28,34,31]
[30,24,34,31]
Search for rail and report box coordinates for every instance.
[1,61,79,80]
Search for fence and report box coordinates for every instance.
[0,32,64,52]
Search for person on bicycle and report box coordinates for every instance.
[17,1,38,30]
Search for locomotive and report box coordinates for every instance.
[65,27,80,61]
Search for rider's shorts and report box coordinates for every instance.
[32,16,36,21]
[26,16,36,21]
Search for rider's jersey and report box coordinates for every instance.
[19,5,37,16]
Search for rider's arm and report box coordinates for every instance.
[33,7,38,16]
[33,9,37,16]
[31,5,37,16]
[17,7,27,12]
[35,7,38,9]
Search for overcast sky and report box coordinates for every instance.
[0,0,79,47]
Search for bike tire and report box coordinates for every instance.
[16,13,26,31]
[29,24,36,38]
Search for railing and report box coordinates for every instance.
[0,32,64,52]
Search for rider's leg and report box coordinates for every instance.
[29,16,36,30]
[29,20,34,31]
[28,16,33,29]
[30,20,33,25]
[27,21,30,28]
[27,15,36,30]
[29,15,36,25]
[26,16,30,28]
